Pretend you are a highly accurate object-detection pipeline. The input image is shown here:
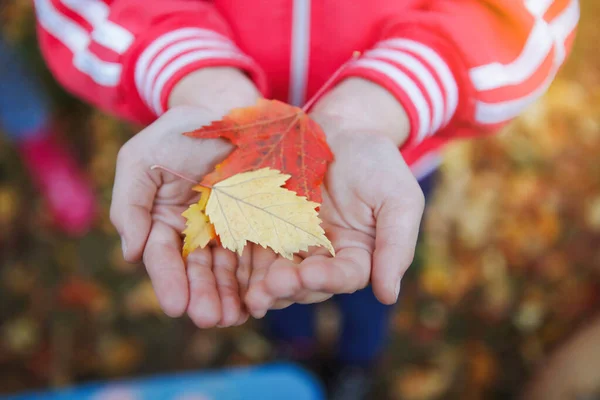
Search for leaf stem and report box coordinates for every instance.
[150,165,201,185]
[301,51,361,113]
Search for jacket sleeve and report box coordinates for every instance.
[34,0,268,125]
[331,0,579,149]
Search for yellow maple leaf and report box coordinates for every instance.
[202,168,334,260]
[181,203,215,258]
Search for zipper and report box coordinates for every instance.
[289,0,311,106]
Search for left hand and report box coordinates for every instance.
[111,67,260,328]
[244,79,426,317]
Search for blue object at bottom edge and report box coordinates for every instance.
[1,362,325,400]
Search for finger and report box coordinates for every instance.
[186,247,221,328]
[249,253,332,315]
[271,290,332,310]
[372,192,424,305]
[143,221,188,317]
[296,245,331,260]
[245,278,274,319]
[271,299,295,310]
[245,248,277,319]
[212,247,241,327]
[299,247,371,295]
[294,291,332,305]
[111,144,155,263]
[233,311,250,326]
[248,247,278,286]
[236,246,253,305]
[233,246,252,326]
[248,255,304,317]
[264,256,303,299]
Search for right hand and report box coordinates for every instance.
[110,68,259,328]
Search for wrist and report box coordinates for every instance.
[309,78,410,147]
[168,67,261,117]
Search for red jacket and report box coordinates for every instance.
[34,0,579,179]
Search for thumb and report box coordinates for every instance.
[110,146,155,263]
[371,192,424,304]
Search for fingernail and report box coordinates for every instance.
[394,280,401,301]
[121,239,128,258]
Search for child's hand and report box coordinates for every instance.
[111,68,260,328]
[244,133,424,316]
[244,78,425,317]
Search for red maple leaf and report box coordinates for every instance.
[184,99,333,202]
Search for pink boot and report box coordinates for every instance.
[18,131,97,236]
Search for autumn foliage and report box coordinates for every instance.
[185,99,333,203]
[180,99,334,258]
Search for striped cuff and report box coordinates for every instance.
[134,27,267,117]
[334,39,459,145]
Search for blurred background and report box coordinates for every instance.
[1,1,599,399]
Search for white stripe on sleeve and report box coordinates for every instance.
[379,39,459,124]
[525,0,556,17]
[35,0,122,86]
[474,0,579,124]
[135,28,228,98]
[149,50,252,115]
[60,0,133,54]
[364,48,446,133]
[469,21,554,91]
[350,58,432,141]
[141,38,236,106]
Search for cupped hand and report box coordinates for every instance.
[111,67,260,329]
[110,106,253,328]
[244,129,425,318]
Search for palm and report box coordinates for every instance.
[151,178,199,231]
